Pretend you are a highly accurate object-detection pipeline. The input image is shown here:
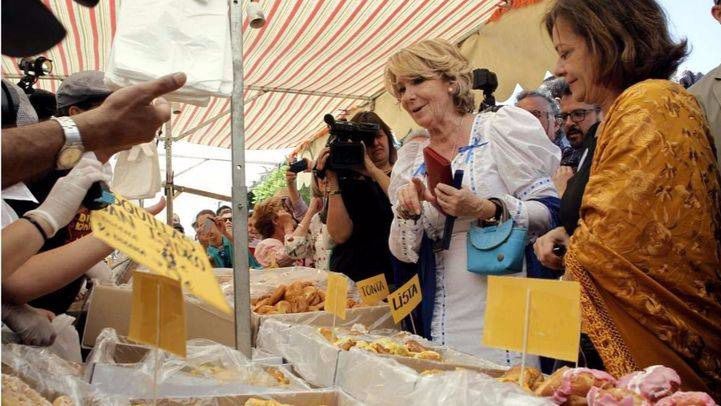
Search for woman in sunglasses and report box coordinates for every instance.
[536,0,720,396]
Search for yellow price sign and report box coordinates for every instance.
[483,276,581,362]
[325,272,349,320]
[90,195,231,314]
[129,272,187,357]
[388,274,421,324]
[356,273,390,306]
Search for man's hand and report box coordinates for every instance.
[553,166,575,197]
[533,226,570,270]
[74,73,187,154]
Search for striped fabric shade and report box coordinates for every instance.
[2,0,503,150]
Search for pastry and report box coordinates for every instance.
[413,350,442,361]
[288,296,309,313]
[255,305,277,315]
[275,300,291,314]
[264,367,289,385]
[617,365,681,402]
[318,327,334,343]
[535,366,570,397]
[334,337,358,351]
[244,399,292,406]
[586,386,648,406]
[654,391,717,406]
[405,339,430,354]
[498,365,544,391]
[551,368,617,404]
[308,301,324,311]
[267,285,286,305]
[2,374,52,405]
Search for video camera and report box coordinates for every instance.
[315,114,379,178]
[472,68,500,113]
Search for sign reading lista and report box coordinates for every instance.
[90,194,230,314]
[388,274,421,324]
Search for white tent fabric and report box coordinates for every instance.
[2,0,504,150]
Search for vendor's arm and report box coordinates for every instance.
[1,219,47,281]
[2,234,113,304]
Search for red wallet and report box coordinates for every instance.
[423,146,452,196]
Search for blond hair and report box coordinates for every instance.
[384,38,474,114]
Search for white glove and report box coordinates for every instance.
[2,304,57,346]
[25,156,111,237]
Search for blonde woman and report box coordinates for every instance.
[386,39,560,366]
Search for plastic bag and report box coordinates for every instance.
[47,314,82,363]
[1,343,127,405]
[86,328,310,400]
[256,318,501,388]
[337,348,554,406]
[105,0,232,105]
[111,142,162,199]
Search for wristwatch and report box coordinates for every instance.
[52,116,85,170]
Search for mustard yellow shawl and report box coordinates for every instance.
[566,80,721,397]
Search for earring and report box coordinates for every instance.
[448,87,454,93]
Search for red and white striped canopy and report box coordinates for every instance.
[2,0,504,150]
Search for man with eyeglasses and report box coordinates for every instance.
[515,90,575,166]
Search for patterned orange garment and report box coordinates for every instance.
[565,80,721,397]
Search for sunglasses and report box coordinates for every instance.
[559,108,598,123]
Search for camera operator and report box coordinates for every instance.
[314,111,397,283]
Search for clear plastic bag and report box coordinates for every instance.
[337,348,554,406]
[87,328,310,400]
[1,343,128,405]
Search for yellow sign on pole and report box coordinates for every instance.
[483,276,581,362]
[388,274,422,324]
[90,195,231,314]
[325,272,349,320]
[129,271,187,357]
[356,273,390,306]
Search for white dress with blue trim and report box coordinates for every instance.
[388,106,561,366]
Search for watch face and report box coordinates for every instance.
[58,147,83,169]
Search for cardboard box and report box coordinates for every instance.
[83,284,235,348]
[256,316,497,389]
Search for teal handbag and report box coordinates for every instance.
[466,200,527,275]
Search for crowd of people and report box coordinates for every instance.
[2,0,720,400]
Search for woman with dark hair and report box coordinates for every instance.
[314,111,398,283]
[252,196,300,268]
[535,0,721,395]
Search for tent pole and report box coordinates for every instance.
[164,106,174,225]
[229,0,252,357]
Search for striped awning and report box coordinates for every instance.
[2,0,504,150]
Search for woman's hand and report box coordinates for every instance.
[308,197,323,215]
[533,226,570,270]
[315,147,339,188]
[434,183,494,218]
[396,178,435,219]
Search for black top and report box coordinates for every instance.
[560,123,599,235]
[5,170,89,315]
[329,173,394,283]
